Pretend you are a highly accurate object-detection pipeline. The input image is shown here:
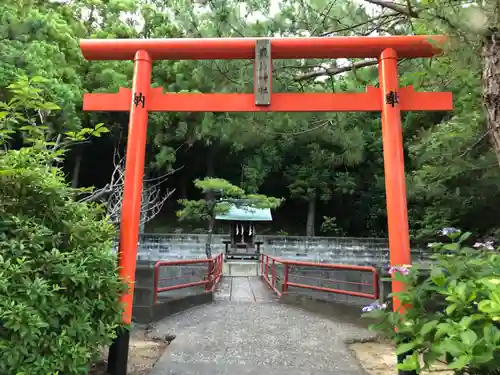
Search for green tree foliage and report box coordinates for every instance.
[0,0,85,129]
[283,116,364,236]
[363,228,500,373]
[0,78,125,375]
[4,0,500,239]
[356,0,500,240]
[0,76,109,149]
[320,216,345,236]
[177,177,282,257]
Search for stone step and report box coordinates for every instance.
[222,261,260,277]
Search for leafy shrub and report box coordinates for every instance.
[363,228,500,374]
[0,77,125,375]
[320,216,345,236]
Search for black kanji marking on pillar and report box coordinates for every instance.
[385,91,399,107]
[134,92,146,108]
[258,86,269,95]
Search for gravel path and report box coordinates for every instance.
[149,277,373,375]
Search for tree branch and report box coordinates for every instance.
[79,183,113,203]
[319,12,401,36]
[295,59,379,81]
[78,148,180,228]
[362,0,415,16]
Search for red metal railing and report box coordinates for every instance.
[260,254,379,300]
[153,253,223,303]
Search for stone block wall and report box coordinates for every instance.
[264,263,378,306]
[156,263,208,299]
[134,233,432,268]
[135,234,226,261]
[132,260,213,323]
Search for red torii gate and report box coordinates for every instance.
[80,36,452,375]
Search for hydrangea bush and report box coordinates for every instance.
[363,228,500,374]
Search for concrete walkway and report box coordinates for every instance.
[150,277,373,375]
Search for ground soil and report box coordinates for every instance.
[350,339,453,375]
[88,328,169,375]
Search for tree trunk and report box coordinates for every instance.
[207,145,216,177]
[71,150,82,188]
[179,178,187,199]
[306,194,316,237]
[483,29,500,167]
[205,214,215,259]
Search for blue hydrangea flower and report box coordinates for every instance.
[389,265,410,275]
[440,227,460,236]
[362,301,387,312]
[474,241,494,250]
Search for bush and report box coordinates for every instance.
[363,228,500,374]
[0,77,125,375]
[0,147,126,375]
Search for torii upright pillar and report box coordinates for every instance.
[80,36,453,375]
[379,48,411,313]
[106,50,152,375]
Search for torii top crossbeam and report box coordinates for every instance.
[80,35,445,60]
[81,36,452,113]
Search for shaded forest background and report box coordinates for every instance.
[2,0,500,241]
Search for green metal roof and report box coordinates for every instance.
[215,205,273,222]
